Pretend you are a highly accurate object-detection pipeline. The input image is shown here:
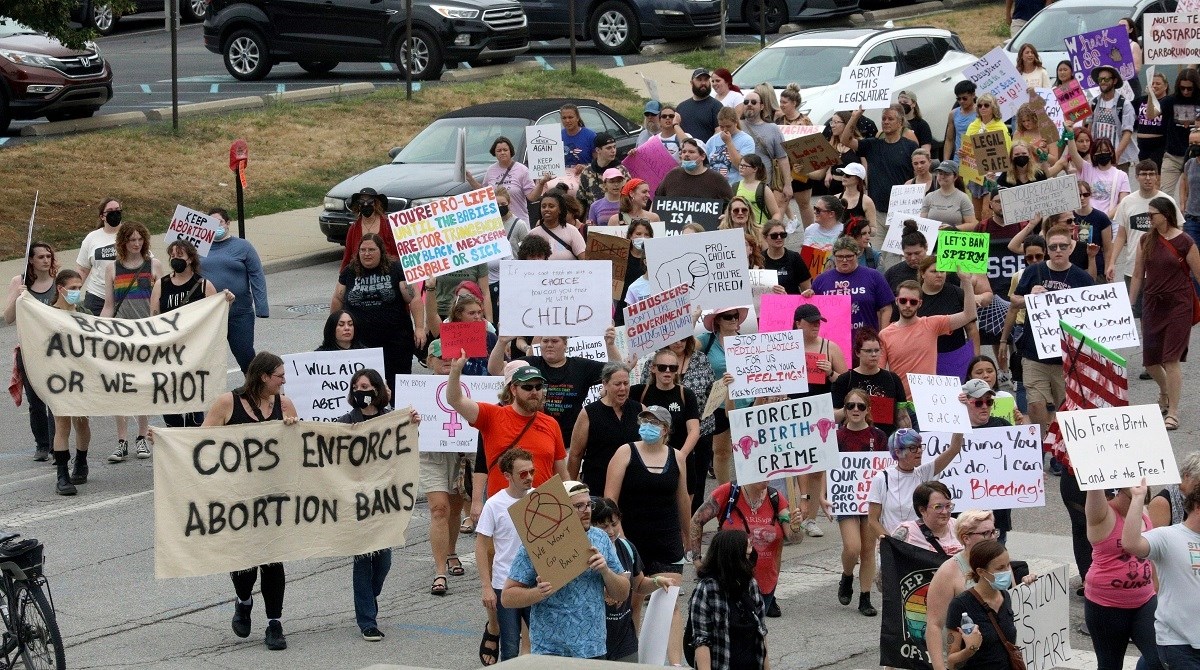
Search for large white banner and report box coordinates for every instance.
[1024,286,1139,359]
[499,260,613,336]
[1058,405,1180,490]
[152,412,420,578]
[15,292,228,416]
[1143,13,1200,65]
[1010,565,1073,670]
[644,228,753,311]
[395,374,504,453]
[282,348,387,421]
[921,425,1046,510]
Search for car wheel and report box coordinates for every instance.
[743,0,787,35]
[182,0,207,23]
[590,1,640,55]
[394,29,444,81]
[89,2,119,35]
[223,29,272,81]
[298,61,339,74]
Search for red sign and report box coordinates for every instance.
[440,321,489,359]
[806,352,827,384]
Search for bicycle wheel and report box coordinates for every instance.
[14,581,64,670]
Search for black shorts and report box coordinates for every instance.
[713,408,730,434]
[792,178,814,193]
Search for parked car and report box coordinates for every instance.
[204,0,529,81]
[72,0,207,36]
[520,0,720,55]
[319,98,640,244]
[729,0,859,36]
[0,17,113,132]
[733,27,978,147]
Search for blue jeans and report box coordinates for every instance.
[1184,215,1200,244]
[353,549,392,631]
[227,310,257,373]
[494,587,529,662]
[1159,644,1200,670]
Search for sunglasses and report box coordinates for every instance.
[1048,243,1071,252]
[1078,192,1091,197]
[845,402,868,411]
[655,364,679,373]
[731,207,750,214]
[971,398,995,408]
[957,95,973,101]
[518,383,544,392]
[746,100,760,105]
[1025,254,1045,262]
[660,113,676,119]
[813,208,829,213]
[768,232,788,240]
[897,297,920,306]
[719,313,741,321]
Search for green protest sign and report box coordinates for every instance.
[935,230,990,273]
[991,395,1015,424]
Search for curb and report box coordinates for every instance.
[640,35,723,56]
[20,111,149,137]
[866,1,945,21]
[262,82,376,104]
[441,60,542,81]
[261,248,344,275]
[146,95,264,121]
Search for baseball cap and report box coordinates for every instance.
[644,100,662,116]
[602,167,625,181]
[509,365,545,384]
[935,159,960,175]
[594,131,616,147]
[692,68,710,79]
[639,406,672,426]
[794,304,827,323]
[563,480,590,496]
[835,163,867,180]
[962,378,995,398]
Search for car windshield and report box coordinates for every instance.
[733,45,857,89]
[0,17,40,38]
[1011,6,1132,54]
[394,117,530,164]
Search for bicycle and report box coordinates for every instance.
[0,532,64,670]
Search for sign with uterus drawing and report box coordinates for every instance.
[729,394,839,485]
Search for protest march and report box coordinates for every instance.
[8,14,1200,670]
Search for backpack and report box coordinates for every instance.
[1090,94,1126,128]
[719,483,783,533]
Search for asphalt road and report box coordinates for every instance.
[0,257,1187,669]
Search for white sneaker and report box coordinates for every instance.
[135,436,151,459]
[801,518,824,537]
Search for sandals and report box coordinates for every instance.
[479,622,500,666]
[447,554,466,577]
[459,517,475,534]
[1165,415,1180,431]
[430,575,448,596]
[1159,393,1169,416]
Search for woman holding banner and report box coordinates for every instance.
[202,351,300,651]
[46,269,92,496]
[5,241,59,463]
[833,387,887,612]
[960,94,1011,218]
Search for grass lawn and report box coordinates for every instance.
[898,2,1010,56]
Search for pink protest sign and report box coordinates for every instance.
[758,294,852,356]
[622,136,677,197]
[1054,79,1092,125]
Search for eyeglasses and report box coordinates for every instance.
[719,313,741,321]
[571,501,592,511]
[897,297,920,306]
[929,502,955,512]
[738,163,752,169]
[518,383,545,392]
[834,254,856,261]
[659,113,676,119]
[1025,253,1045,262]
[1047,243,1071,252]
[845,402,868,411]
[969,529,1001,539]
[655,364,679,373]
[901,445,923,453]
[768,232,788,240]
[971,398,995,408]
[813,207,829,214]
[978,103,992,108]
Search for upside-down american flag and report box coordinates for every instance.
[1045,321,1128,472]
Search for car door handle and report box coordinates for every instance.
[940,75,952,82]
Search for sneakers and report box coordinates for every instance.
[800,519,824,537]
[362,627,385,641]
[232,600,252,638]
[837,574,854,606]
[33,448,49,462]
[135,436,151,459]
[265,620,287,650]
[107,440,129,463]
[70,457,89,485]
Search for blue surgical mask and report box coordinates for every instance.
[681,160,699,171]
[986,569,1013,590]
[65,289,83,305]
[639,423,663,443]
[632,238,645,250]
[214,226,228,241]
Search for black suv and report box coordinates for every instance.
[521,0,720,55]
[203,0,529,81]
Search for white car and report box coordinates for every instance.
[732,27,979,147]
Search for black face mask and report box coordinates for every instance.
[498,204,510,217]
[350,390,375,409]
[900,102,912,114]
[1012,155,1031,168]
[169,258,188,273]
[1187,145,1200,159]
[105,210,122,226]
[1093,152,1113,166]
[359,203,376,218]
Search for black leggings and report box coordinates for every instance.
[686,433,714,514]
[231,563,285,619]
[1060,473,1091,581]
[1084,596,1162,670]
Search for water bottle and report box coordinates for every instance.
[961,612,975,636]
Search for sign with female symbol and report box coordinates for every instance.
[395,374,503,452]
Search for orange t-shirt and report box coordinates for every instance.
[879,315,953,397]
[472,402,566,497]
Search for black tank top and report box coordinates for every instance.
[618,442,684,566]
[227,393,283,425]
[580,398,641,494]
[158,274,206,313]
[27,281,56,305]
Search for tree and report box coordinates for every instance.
[0,0,134,49]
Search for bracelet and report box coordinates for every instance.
[652,575,663,587]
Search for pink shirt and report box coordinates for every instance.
[896,519,963,556]
[1084,507,1155,608]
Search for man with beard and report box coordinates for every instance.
[449,355,568,503]
[578,132,630,212]
[879,276,976,399]
[742,89,794,202]
[1086,65,1138,170]
[676,68,722,142]
[1150,68,1200,198]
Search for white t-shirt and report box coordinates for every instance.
[867,460,937,533]
[1143,523,1200,647]
[476,488,524,589]
[76,227,119,298]
[1114,190,1184,277]
[715,90,745,109]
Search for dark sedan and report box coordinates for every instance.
[320,98,640,244]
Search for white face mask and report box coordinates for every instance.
[632,238,645,250]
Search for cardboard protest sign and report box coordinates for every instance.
[153,412,419,578]
[654,197,724,233]
[623,284,693,356]
[506,474,592,589]
[16,292,228,416]
[586,231,630,300]
[1024,288,1139,359]
[759,293,852,356]
[959,141,983,187]
[396,374,503,452]
[970,129,1010,173]
[281,348,387,421]
[729,394,838,485]
[440,321,489,359]
[1143,13,1200,65]
[783,133,842,175]
[962,47,1025,120]
[525,123,565,177]
[166,205,219,257]
[388,186,512,284]
[921,425,1045,510]
[1064,24,1136,89]
[887,184,926,218]
[779,125,824,142]
[826,451,894,515]
[882,215,940,255]
[998,174,1081,224]
[936,230,990,273]
[907,373,970,432]
[701,377,728,420]
[1031,88,1065,137]
[1011,566,1073,670]
[499,260,613,336]
[1054,79,1092,124]
[1058,404,1180,490]
[725,330,808,400]
[837,63,896,110]
[622,136,677,196]
[644,228,752,311]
